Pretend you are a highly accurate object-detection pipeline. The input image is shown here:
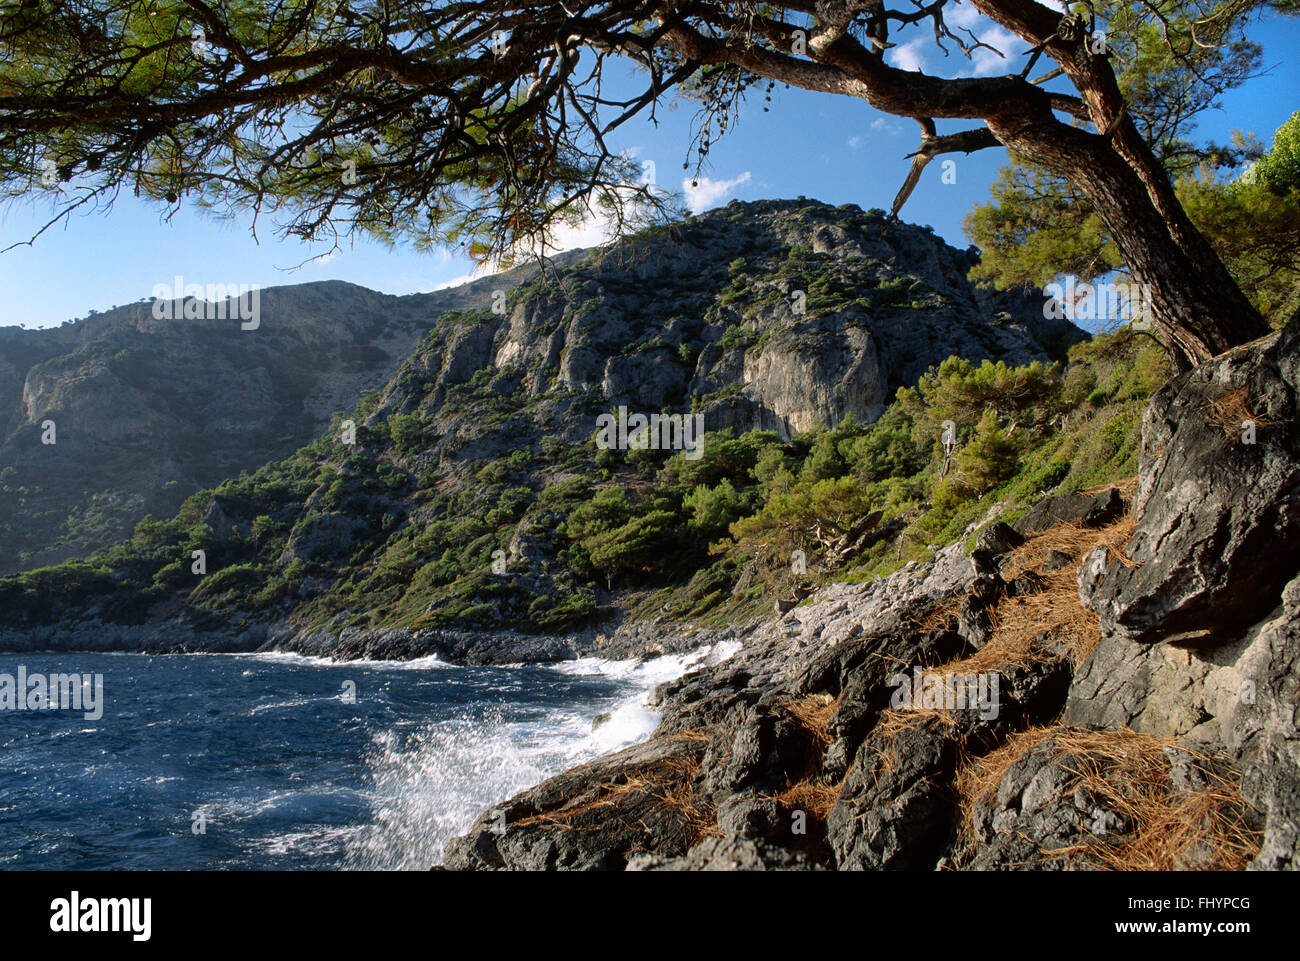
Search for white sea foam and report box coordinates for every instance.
[247,695,337,715]
[243,651,453,670]
[343,642,732,869]
[261,825,365,859]
[545,640,741,683]
[582,701,660,756]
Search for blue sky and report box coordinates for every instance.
[2,6,1297,329]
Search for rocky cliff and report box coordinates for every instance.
[444,316,1299,871]
[438,198,1076,436]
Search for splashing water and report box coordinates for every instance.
[0,645,736,869]
[344,644,737,869]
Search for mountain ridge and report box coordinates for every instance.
[0,197,1085,653]
[0,256,585,574]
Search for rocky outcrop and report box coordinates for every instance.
[442,503,1094,870]
[1000,322,1300,869]
[1012,486,1124,536]
[1067,320,1300,869]
[410,200,1078,446]
[444,315,1300,871]
[1079,321,1300,645]
[0,602,737,664]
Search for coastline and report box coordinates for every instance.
[0,608,755,666]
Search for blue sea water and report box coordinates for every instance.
[0,647,728,870]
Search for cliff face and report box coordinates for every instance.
[0,263,572,575]
[404,199,1076,439]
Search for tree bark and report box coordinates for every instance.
[985,108,1271,369]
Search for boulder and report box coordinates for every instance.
[827,654,1071,870]
[1012,486,1125,537]
[1067,572,1300,869]
[1081,319,1300,644]
[975,521,1024,557]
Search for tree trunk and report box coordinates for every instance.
[970,0,1274,369]
[666,4,1273,369]
[988,112,1273,370]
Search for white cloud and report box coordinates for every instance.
[849,118,903,148]
[947,1,983,30]
[681,171,752,213]
[888,37,929,73]
[430,196,637,282]
[963,26,1021,77]
[538,212,625,251]
[886,4,1024,79]
[432,271,480,291]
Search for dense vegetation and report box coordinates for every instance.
[0,313,1167,638]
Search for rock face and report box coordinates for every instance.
[1013,487,1124,536]
[444,315,1300,871]
[1068,319,1300,870]
[413,199,1077,444]
[1080,321,1300,645]
[0,265,571,575]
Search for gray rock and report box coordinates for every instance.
[1082,318,1300,644]
[975,521,1024,557]
[960,736,1112,870]
[828,654,1071,870]
[1012,487,1125,537]
[1066,572,1300,869]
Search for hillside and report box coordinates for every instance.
[0,260,577,574]
[0,198,1084,652]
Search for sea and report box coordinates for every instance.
[0,645,736,870]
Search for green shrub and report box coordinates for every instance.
[684,478,746,540]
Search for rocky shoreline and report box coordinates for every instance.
[441,317,1300,870]
[6,316,1297,871]
[0,607,735,665]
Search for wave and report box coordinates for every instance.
[545,639,742,682]
[241,651,454,670]
[343,640,733,869]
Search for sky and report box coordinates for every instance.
[2,5,1298,330]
